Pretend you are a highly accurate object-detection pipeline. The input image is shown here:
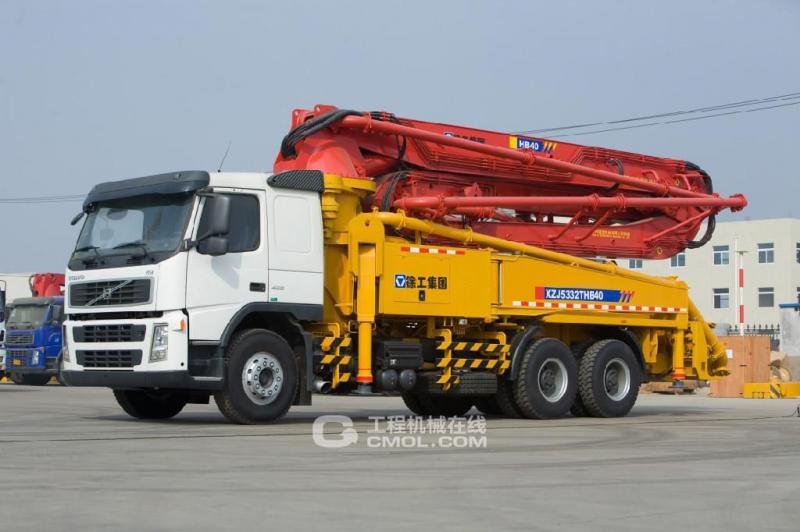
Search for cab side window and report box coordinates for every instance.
[198,194,260,252]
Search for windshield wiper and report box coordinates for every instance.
[112,240,150,257]
[74,244,103,264]
[75,245,101,258]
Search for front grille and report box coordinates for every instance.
[5,334,34,345]
[69,279,151,307]
[76,350,143,368]
[6,349,31,365]
[73,324,146,343]
[70,311,163,321]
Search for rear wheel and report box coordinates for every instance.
[474,396,502,416]
[214,329,298,424]
[401,392,429,415]
[577,339,641,418]
[513,338,577,419]
[494,379,523,418]
[570,339,594,417]
[401,393,472,416]
[113,389,187,419]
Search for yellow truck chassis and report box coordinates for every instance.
[310,175,728,409]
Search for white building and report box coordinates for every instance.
[630,218,800,330]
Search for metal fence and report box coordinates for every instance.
[727,324,781,351]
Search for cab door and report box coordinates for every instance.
[186,189,268,342]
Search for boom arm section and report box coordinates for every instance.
[274,105,746,259]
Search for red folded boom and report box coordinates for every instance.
[274,105,746,259]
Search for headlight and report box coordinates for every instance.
[32,350,40,365]
[150,323,169,362]
[62,326,70,362]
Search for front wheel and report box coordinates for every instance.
[214,329,298,424]
[113,389,187,419]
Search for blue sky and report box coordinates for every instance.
[1,0,799,271]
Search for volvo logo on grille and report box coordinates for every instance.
[86,280,133,306]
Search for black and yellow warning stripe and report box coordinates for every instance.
[770,383,781,399]
[436,373,461,386]
[320,354,353,366]
[435,340,510,354]
[320,336,352,352]
[436,358,511,371]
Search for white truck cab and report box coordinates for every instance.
[63,170,324,418]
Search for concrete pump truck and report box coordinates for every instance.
[62,105,746,423]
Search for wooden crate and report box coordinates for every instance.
[710,336,771,398]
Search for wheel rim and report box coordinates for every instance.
[241,352,284,405]
[603,357,631,401]
[537,358,568,403]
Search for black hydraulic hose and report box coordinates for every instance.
[602,158,624,193]
[685,161,716,249]
[280,109,363,158]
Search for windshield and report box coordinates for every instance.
[73,193,194,258]
[7,305,48,329]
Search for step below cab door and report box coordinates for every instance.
[186,189,268,342]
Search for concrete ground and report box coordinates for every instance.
[0,385,798,532]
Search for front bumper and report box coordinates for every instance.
[63,310,189,373]
[7,366,57,376]
[62,369,221,390]
[3,348,53,374]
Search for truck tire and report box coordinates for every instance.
[513,337,577,419]
[570,339,594,417]
[577,339,641,418]
[401,393,472,416]
[474,396,502,416]
[113,390,187,419]
[494,380,523,418]
[56,354,66,385]
[401,392,430,415]
[14,374,51,386]
[214,329,298,424]
[570,394,589,417]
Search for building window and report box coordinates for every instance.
[628,259,642,269]
[758,287,774,308]
[796,242,800,264]
[713,245,729,265]
[757,242,774,264]
[713,288,730,309]
[670,252,686,267]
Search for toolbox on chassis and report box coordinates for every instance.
[62,169,730,423]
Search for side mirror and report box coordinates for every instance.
[198,236,229,256]
[197,195,231,241]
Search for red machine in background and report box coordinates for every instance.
[274,105,746,259]
[29,273,65,297]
